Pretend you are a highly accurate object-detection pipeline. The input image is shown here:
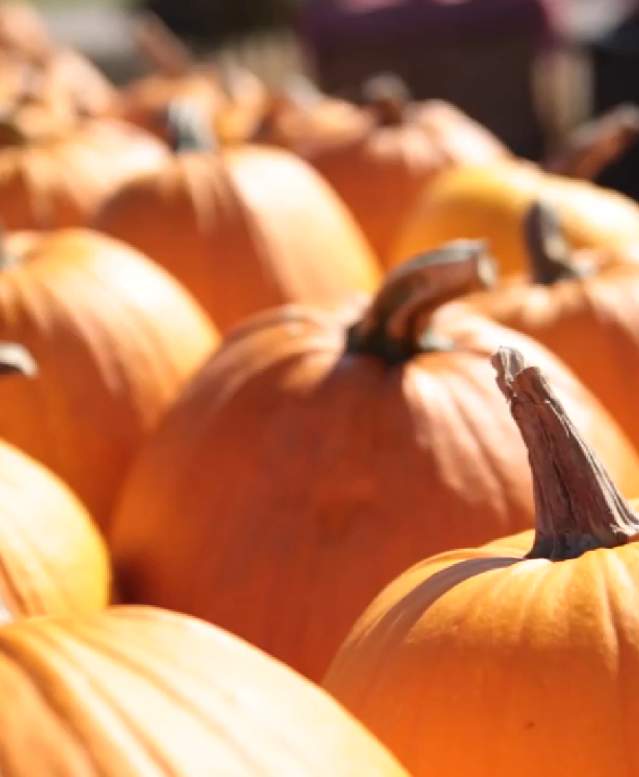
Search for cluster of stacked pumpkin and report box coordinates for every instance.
[4,4,639,775]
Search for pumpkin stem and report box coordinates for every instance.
[524,202,584,285]
[362,73,410,126]
[0,344,37,377]
[166,100,216,153]
[493,347,639,561]
[132,12,194,77]
[347,241,495,363]
[0,118,28,148]
[545,103,639,180]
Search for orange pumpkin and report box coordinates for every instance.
[0,343,109,621]
[95,105,380,332]
[391,160,639,275]
[36,47,120,119]
[449,202,639,449]
[0,605,408,775]
[0,112,169,229]
[0,228,217,527]
[109,244,639,681]
[122,12,267,146]
[301,75,509,265]
[324,347,639,777]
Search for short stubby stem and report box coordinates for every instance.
[524,202,587,285]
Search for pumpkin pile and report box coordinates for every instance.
[2,5,639,774]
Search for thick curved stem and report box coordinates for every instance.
[524,202,584,285]
[0,344,36,377]
[545,103,639,180]
[493,347,639,560]
[347,241,495,363]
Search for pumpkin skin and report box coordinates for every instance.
[0,605,408,776]
[0,229,217,526]
[0,116,169,230]
[0,436,109,621]
[109,245,639,681]
[391,160,639,275]
[37,48,119,119]
[323,349,639,777]
[0,4,51,61]
[95,143,380,332]
[253,83,371,152]
[451,206,639,449]
[307,98,509,265]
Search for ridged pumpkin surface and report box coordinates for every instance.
[323,351,639,777]
[0,606,408,776]
[0,439,109,621]
[0,118,169,230]
[95,145,380,332]
[391,161,639,275]
[110,252,639,680]
[308,99,509,265]
[0,229,217,526]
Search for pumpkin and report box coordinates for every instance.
[95,104,380,332]
[109,243,639,681]
[0,112,169,230]
[0,605,408,776]
[324,347,639,777]
[0,228,217,527]
[0,4,51,62]
[303,74,509,266]
[122,12,267,146]
[391,160,639,275]
[449,202,639,449]
[252,75,370,151]
[0,346,109,620]
[36,47,120,119]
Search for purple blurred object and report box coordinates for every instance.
[300,0,554,156]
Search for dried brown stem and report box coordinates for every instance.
[347,241,495,363]
[524,202,584,285]
[493,347,639,560]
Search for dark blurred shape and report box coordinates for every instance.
[300,0,552,157]
[591,7,639,198]
[141,0,302,46]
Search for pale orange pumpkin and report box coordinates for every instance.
[324,347,639,777]
[0,342,109,621]
[95,104,380,332]
[0,3,51,62]
[0,112,169,230]
[110,243,639,681]
[0,228,217,526]
[302,75,510,265]
[122,12,267,146]
[0,605,408,775]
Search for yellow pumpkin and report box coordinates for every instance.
[391,160,639,275]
